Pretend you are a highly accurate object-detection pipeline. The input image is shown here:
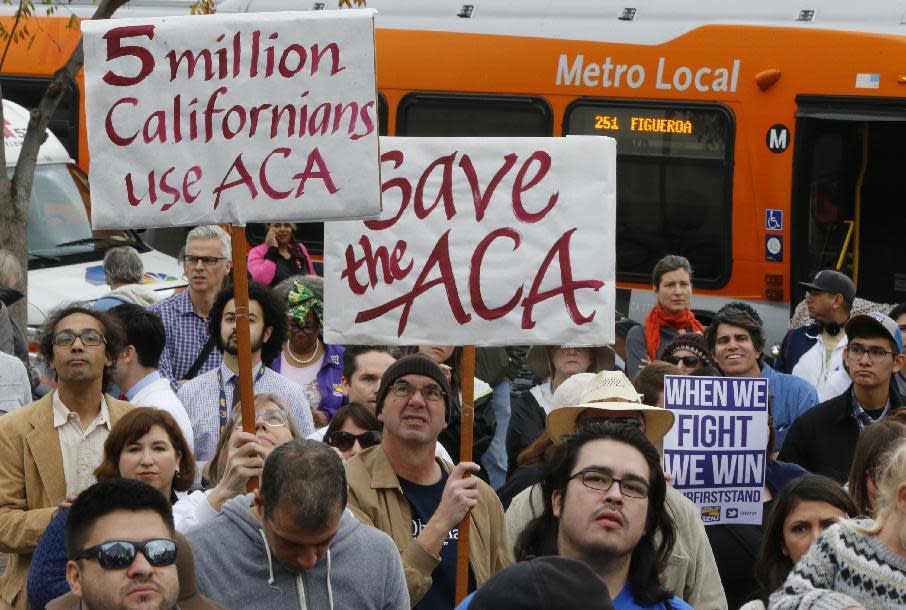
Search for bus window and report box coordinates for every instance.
[565,101,734,288]
[378,92,388,136]
[397,93,552,136]
[0,76,80,161]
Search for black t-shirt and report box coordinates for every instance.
[399,472,474,610]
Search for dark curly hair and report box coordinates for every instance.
[514,421,675,606]
[209,281,287,365]
[39,304,126,392]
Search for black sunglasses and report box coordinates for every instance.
[327,430,382,452]
[74,538,178,570]
[665,355,702,367]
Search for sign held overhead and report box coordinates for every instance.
[324,136,616,346]
[82,9,380,228]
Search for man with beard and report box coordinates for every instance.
[514,422,692,610]
[61,479,182,610]
[0,305,132,610]
[179,283,314,474]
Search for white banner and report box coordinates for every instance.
[324,136,616,346]
[82,10,380,229]
[663,375,769,526]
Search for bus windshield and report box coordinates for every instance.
[24,163,144,265]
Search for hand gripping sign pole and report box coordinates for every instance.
[228,226,259,492]
[455,345,476,604]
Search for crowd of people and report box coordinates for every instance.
[0,228,905,610]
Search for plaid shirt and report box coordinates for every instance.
[178,360,315,463]
[850,387,891,432]
[149,291,222,391]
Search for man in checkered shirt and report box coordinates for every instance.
[150,226,232,391]
[178,281,315,475]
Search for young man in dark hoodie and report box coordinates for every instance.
[187,439,409,609]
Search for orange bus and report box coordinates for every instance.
[4,1,906,345]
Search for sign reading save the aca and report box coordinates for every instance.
[324,136,616,346]
[81,10,380,229]
[662,375,769,526]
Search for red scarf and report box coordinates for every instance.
[644,305,704,360]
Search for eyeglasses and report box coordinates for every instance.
[183,255,227,267]
[898,324,906,334]
[233,408,289,429]
[52,330,106,347]
[388,381,446,404]
[289,321,320,335]
[327,430,382,452]
[847,343,897,361]
[74,539,178,570]
[569,469,650,499]
[665,355,702,367]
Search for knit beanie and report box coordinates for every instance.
[375,353,453,422]
[662,332,714,367]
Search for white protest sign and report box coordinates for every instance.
[662,375,769,526]
[82,10,380,229]
[323,136,616,346]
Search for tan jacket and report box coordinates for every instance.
[505,483,729,610]
[0,393,132,610]
[344,446,512,606]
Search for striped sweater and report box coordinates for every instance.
[769,520,906,610]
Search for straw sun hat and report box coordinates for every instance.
[545,371,675,445]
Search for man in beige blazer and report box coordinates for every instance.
[0,305,132,609]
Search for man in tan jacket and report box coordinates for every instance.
[345,354,511,608]
[0,305,132,609]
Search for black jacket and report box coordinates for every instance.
[779,381,906,483]
[506,389,547,476]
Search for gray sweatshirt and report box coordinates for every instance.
[187,495,409,610]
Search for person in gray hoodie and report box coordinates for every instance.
[187,439,409,610]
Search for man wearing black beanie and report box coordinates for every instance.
[345,354,512,609]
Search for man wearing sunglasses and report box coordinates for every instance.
[345,354,511,609]
[704,303,818,452]
[60,478,219,610]
[0,305,133,610]
[514,422,692,610]
[780,312,906,483]
[187,440,408,609]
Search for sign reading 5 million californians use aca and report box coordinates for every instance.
[662,375,769,526]
[81,10,381,229]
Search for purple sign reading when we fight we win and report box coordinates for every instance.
[662,375,769,526]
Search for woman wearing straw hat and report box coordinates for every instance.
[506,345,613,476]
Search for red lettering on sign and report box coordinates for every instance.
[469,228,523,320]
[105,98,140,146]
[512,151,559,223]
[102,25,156,87]
[458,153,518,221]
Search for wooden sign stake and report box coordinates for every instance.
[455,345,476,604]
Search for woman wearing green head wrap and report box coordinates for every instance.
[271,275,345,426]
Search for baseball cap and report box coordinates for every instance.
[845,312,904,354]
[799,270,856,305]
[469,556,615,610]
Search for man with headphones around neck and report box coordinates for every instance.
[774,270,855,401]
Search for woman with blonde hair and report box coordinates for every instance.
[770,437,906,609]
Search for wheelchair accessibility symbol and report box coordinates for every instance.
[765,209,783,231]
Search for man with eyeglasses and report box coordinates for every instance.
[150,225,233,391]
[780,311,906,483]
[0,305,133,610]
[345,354,511,609]
[56,478,220,610]
[514,422,692,610]
[178,283,314,475]
[704,303,818,452]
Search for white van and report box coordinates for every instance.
[4,100,186,335]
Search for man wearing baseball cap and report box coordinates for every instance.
[775,269,856,401]
[780,311,906,483]
[344,354,511,609]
